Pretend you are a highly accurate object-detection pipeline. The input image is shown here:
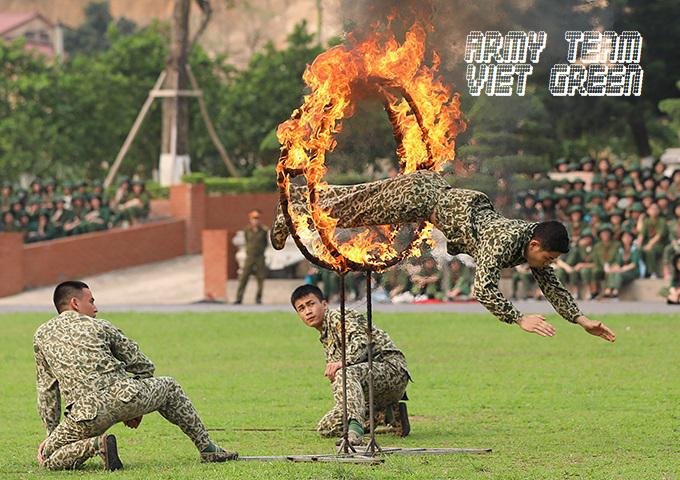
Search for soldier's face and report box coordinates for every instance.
[73,288,98,318]
[526,240,562,268]
[293,294,327,330]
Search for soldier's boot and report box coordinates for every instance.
[270,206,289,250]
[99,434,123,471]
[200,445,239,463]
[335,430,364,447]
[391,402,411,437]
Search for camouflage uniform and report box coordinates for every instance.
[316,308,409,436]
[273,171,583,324]
[34,311,214,470]
[235,224,269,303]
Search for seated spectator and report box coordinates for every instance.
[593,224,621,297]
[1,210,18,232]
[573,230,599,300]
[445,259,474,301]
[663,221,680,281]
[511,263,540,300]
[82,195,111,233]
[380,266,411,302]
[26,210,57,243]
[637,203,667,278]
[667,254,680,305]
[603,229,639,299]
[409,256,442,300]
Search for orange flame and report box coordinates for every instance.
[276,17,465,272]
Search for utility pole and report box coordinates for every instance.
[159,0,191,186]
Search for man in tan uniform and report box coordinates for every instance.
[34,281,237,470]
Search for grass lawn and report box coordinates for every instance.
[1,310,679,479]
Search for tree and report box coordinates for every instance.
[64,1,137,56]
[456,89,555,198]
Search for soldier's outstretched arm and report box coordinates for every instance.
[102,320,156,378]
[530,267,583,323]
[473,260,556,337]
[33,342,61,435]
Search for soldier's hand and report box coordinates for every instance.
[516,315,556,337]
[576,316,616,342]
[324,361,343,382]
[124,416,143,429]
[38,438,47,464]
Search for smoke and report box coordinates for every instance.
[335,0,614,86]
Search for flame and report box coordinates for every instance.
[276,16,466,272]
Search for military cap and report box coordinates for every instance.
[630,202,644,212]
[568,190,586,199]
[572,177,586,185]
[586,190,606,201]
[612,161,625,171]
[589,206,606,218]
[641,190,654,199]
[555,157,568,165]
[621,177,634,186]
[567,162,579,171]
[568,205,584,214]
[591,174,603,184]
[605,174,618,182]
[537,191,553,201]
[53,195,65,203]
[28,195,42,205]
[580,228,593,238]
[579,156,594,166]
[609,209,625,218]
[598,223,614,234]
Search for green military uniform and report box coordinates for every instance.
[639,216,668,277]
[512,264,536,299]
[604,245,640,291]
[447,260,474,298]
[273,171,584,324]
[316,308,409,436]
[235,224,269,303]
[592,237,621,280]
[82,204,112,233]
[34,310,226,470]
[380,266,411,298]
[410,260,442,298]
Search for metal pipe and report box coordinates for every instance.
[339,272,350,453]
[365,271,380,454]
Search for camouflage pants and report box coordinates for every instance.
[41,376,210,470]
[236,255,266,302]
[317,358,409,436]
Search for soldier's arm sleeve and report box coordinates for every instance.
[104,321,156,378]
[345,311,369,365]
[34,342,61,435]
[531,266,583,323]
[473,259,522,324]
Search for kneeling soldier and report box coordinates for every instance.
[34,281,237,470]
[291,284,411,446]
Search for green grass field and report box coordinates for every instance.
[1,311,679,479]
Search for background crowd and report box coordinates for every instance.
[0,178,151,243]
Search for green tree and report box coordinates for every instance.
[456,90,555,198]
[64,0,137,56]
[212,21,324,173]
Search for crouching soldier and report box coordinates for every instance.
[34,281,237,471]
[291,284,411,445]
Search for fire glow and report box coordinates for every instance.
[276,17,466,272]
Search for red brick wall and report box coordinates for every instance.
[205,193,278,230]
[22,219,186,289]
[0,233,25,297]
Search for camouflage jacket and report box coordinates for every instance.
[319,309,408,372]
[435,184,583,324]
[33,310,155,434]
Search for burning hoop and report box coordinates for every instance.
[276,19,466,272]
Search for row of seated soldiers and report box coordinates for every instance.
[305,255,476,304]
[513,157,680,300]
[0,178,150,243]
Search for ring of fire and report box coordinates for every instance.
[276,20,466,273]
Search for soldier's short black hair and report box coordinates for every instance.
[532,221,570,254]
[290,284,325,307]
[53,281,89,313]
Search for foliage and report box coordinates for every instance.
[63,0,137,55]
[1,311,679,478]
[182,167,276,193]
[659,80,680,140]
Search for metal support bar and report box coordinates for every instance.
[364,271,381,456]
[150,89,203,97]
[104,70,167,188]
[336,273,356,454]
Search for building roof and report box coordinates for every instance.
[0,12,54,36]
